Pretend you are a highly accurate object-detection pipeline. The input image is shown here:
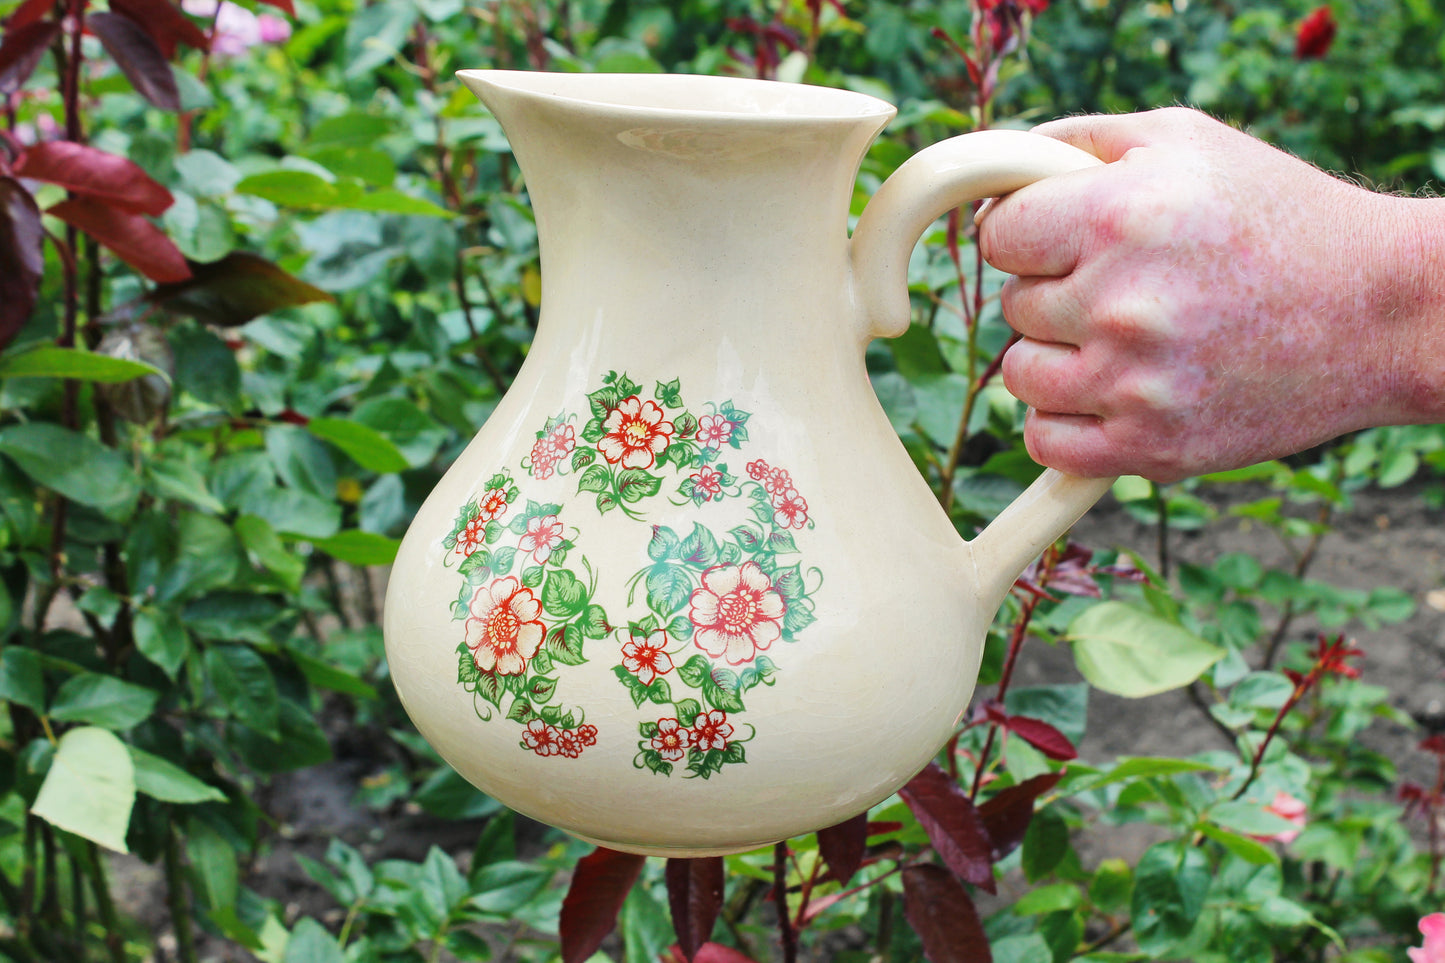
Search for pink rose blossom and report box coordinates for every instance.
[690,465,724,502]
[476,487,509,522]
[771,487,809,529]
[1250,791,1307,845]
[522,720,559,756]
[1409,913,1445,963]
[688,561,786,665]
[454,515,485,557]
[181,0,291,55]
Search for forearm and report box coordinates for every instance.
[1375,194,1445,425]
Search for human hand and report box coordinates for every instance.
[979,107,1445,482]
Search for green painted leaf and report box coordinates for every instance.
[579,603,610,639]
[545,624,587,665]
[577,463,610,494]
[31,727,135,853]
[0,422,140,517]
[1069,601,1224,698]
[616,467,662,504]
[128,746,226,803]
[0,344,167,383]
[311,529,400,566]
[307,417,410,474]
[542,569,586,619]
[677,656,711,689]
[645,564,693,616]
[49,674,159,730]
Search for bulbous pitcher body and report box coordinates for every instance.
[383,71,1112,856]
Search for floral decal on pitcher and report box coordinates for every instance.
[444,371,821,779]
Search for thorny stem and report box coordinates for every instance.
[1262,499,1334,669]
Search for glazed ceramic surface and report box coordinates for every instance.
[382,70,1115,857]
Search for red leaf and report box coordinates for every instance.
[1003,715,1077,761]
[147,251,333,326]
[559,847,646,963]
[15,141,173,216]
[0,176,44,349]
[899,763,995,894]
[86,11,180,111]
[816,812,868,885]
[46,196,190,283]
[665,857,724,962]
[901,864,992,963]
[254,0,295,15]
[693,943,761,963]
[108,0,209,59]
[978,772,1063,862]
[0,19,60,95]
[4,0,58,30]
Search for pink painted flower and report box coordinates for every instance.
[518,514,565,563]
[454,515,485,557]
[622,630,674,686]
[547,423,576,459]
[772,487,809,529]
[688,561,786,665]
[476,487,509,522]
[763,467,793,497]
[598,396,674,469]
[464,576,545,676]
[522,720,559,756]
[651,718,692,762]
[690,466,724,502]
[1251,791,1307,845]
[1409,913,1445,963]
[690,710,734,752]
[529,437,559,479]
[696,413,734,449]
[746,459,770,480]
[181,0,291,56]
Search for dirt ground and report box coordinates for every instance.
[112,481,1445,960]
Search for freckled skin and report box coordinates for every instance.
[979,107,1445,483]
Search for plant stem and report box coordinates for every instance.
[773,841,797,963]
[82,843,125,963]
[165,823,199,963]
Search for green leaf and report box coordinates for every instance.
[1069,601,1224,698]
[128,746,226,803]
[347,188,451,217]
[307,417,410,474]
[1131,843,1210,955]
[542,568,587,619]
[577,463,610,494]
[1065,757,1220,795]
[616,467,662,504]
[283,918,346,963]
[1196,823,1279,866]
[1207,800,1302,839]
[0,345,167,383]
[206,644,280,738]
[234,514,305,591]
[49,674,159,730]
[133,607,189,679]
[169,322,241,410]
[187,818,239,911]
[31,727,136,853]
[311,529,400,566]
[1021,805,1069,882]
[352,396,447,467]
[0,422,140,518]
[146,456,227,513]
[0,647,45,712]
[288,649,378,699]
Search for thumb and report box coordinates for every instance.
[1030,108,1196,164]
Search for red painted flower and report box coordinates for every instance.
[746,458,770,480]
[763,467,793,497]
[598,396,674,469]
[529,437,559,479]
[518,514,565,563]
[690,466,724,502]
[688,560,786,665]
[696,413,734,449]
[690,710,734,752]
[556,729,583,758]
[1295,6,1335,60]
[772,487,809,529]
[454,515,485,557]
[622,630,674,686]
[651,717,692,762]
[547,423,576,458]
[464,576,545,676]
[522,720,559,756]
[576,723,598,747]
[476,487,509,522]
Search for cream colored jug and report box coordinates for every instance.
[382,70,1113,857]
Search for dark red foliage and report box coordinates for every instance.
[978,772,1063,862]
[109,0,210,59]
[815,812,868,885]
[559,848,646,963]
[47,196,191,283]
[899,763,995,894]
[87,11,181,111]
[901,864,991,963]
[3,0,58,30]
[148,252,333,327]
[981,702,1077,761]
[15,141,174,216]
[0,176,44,349]
[1295,6,1336,59]
[665,857,724,962]
[0,19,60,95]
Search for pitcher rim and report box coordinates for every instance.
[456,68,898,125]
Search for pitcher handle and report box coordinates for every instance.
[849,129,1117,592]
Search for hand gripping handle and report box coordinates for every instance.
[849,129,1116,600]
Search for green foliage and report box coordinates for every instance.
[0,0,1441,960]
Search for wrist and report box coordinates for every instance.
[1376,194,1445,424]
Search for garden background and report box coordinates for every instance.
[2,0,1445,960]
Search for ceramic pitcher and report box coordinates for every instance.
[382,70,1114,857]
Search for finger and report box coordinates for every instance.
[1000,338,1105,418]
[998,275,1089,346]
[1029,108,1187,164]
[976,173,1093,278]
[1021,410,1117,479]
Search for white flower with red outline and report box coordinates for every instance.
[690,466,724,502]
[688,561,786,665]
[476,487,509,522]
[621,630,674,686]
[464,576,545,675]
[522,719,559,756]
[454,515,485,557]
[763,467,792,497]
[598,396,674,469]
[772,488,809,529]
[519,514,565,563]
[689,710,734,752]
[746,459,770,480]
[651,718,692,762]
[696,414,734,449]
[528,424,576,480]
